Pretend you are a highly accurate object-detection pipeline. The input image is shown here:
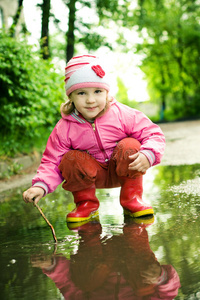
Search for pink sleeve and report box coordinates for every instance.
[152,265,181,300]
[43,256,70,288]
[43,256,79,297]
[32,119,71,194]
[125,108,165,166]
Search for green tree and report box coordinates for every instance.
[40,0,51,59]
[0,31,65,156]
[65,0,76,61]
[127,0,200,120]
[9,0,24,37]
[61,0,129,61]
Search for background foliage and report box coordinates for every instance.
[128,0,200,120]
[0,31,65,156]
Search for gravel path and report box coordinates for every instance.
[159,120,200,166]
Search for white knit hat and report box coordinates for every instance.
[64,54,110,96]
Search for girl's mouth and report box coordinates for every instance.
[86,107,97,111]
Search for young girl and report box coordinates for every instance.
[23,54,165,223]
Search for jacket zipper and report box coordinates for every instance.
[91,122,109,162]
[74,113,109,162]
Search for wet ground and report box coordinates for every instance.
[0,120,200,300]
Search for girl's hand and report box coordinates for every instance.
[23,187,45,205]
[31,254,55,269]
[128,152,150,173]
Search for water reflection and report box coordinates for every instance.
[1,163,200,299]
[31,218,180,299]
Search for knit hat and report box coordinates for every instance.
[64,54,110,96]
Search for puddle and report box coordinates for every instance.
[0,164,200,299]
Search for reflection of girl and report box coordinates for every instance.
[23,54,165,222]
[32,220,181,299]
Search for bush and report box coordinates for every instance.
[0,31,66,156]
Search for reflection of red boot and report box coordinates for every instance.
[122,218,160,297]
[120,176,154,217]
[66,185,99,223]
[67,217,100,231]
[124,215,155,229]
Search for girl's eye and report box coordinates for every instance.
[77,91,85,95]
[95,89,102,93]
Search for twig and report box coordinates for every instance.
[34,203,57,244]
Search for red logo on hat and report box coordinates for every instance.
[91,65,105,78]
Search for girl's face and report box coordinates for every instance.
[69,87,107,121]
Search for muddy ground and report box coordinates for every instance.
[0,120,200,194]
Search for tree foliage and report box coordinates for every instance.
[127,0,200,120]
[0,31,65,156]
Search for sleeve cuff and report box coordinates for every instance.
[32,182,49,196]
[157,267,168,285]
[140,150,156,166]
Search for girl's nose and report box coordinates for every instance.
[86,94,95,103]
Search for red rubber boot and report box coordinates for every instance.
[120,176,154,217]
[66,185,99,223]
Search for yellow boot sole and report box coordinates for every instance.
[123,208,154,218]
[66,210,99,223]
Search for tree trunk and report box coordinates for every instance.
[41,0,51,59]
[9,0,24,37]
[66,0,76,62]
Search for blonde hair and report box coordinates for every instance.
[61,100,75,116]
[61,93,113,117]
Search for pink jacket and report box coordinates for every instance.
[32,99,165,194]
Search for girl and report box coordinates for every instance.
[23,54,165,223]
